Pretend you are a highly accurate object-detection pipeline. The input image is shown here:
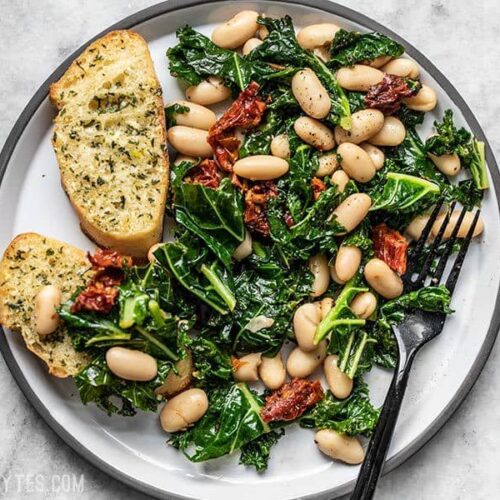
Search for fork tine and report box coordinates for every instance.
[446,210,481,294]
[412,202,456,289]
[431,206,468,284]
[403,199,444,285]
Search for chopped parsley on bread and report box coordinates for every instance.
[0,233,92,377]
[50,30,169,259]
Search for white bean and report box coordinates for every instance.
[364,258,403,299]
[286,341,328,378]
[185,76,231,106]
[403,84,437,112]
[331,170,350,193]
[270,134,290,159]
[332,193,372,234]
[242,37,263,55]
[337,142,376,183]
[315,430,365,464]
[316,153,338,177]
[314,46,330,62]
[167,126,213,158]
[34,285,62,336]
[211,11,259,49]
[160,388,208,433]
[359,143,385,170]
[330,264,346,285]
[428,152,461,176]
[174,154,197,166]
[259,353,287,390]
[405,214,430,241]
[335,109,385,145]
[294,116,335,151]
[309,254,330,297]
[233,155,289,180]
[368,116,406,147]
[336,65,384,92]
[297,23,340,50]
[233,353,262,382]
[350,292,377,319]
[382,58,420,79]
[155,352,193,397]
[106,347,158,382]
[324,355,353,399]
[335,245,362,282]
[293,302,322,352]
[320,297,334,320]
[431,210,484,240]
[292,69,331,119]
[233,230,253,261]
[369,55,392,68]
[167,100,216,130]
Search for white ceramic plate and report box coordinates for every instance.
[1,1,499,499]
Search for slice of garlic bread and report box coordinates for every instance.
[0,233,92,377]
[50,30,168,259]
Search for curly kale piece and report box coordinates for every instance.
[239,429,285,472]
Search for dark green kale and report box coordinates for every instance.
[188,336,233,387]
[240,429,284,472]
[328,30,404,69]
[165,103,190,127]
[300,380,379,436]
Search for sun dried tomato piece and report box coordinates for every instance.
[311,177,327,200]
[284,212,295,228]
[185,159,222,189]
[261,378,324,423]
[243,181,278,237]
[88,248,132,270]
[71,278,120,314]
[208,81,266,172]
[364,74,418,115]
[372,223,409,275]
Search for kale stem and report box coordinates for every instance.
[339,333,354,372]
[85,331,131,347]
[200,263,236,311]
[135,325,178,362]
[347,332,367,379]
[148,300,166,327]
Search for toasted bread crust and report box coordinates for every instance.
[0,233,92,377]
[50,30,169,259]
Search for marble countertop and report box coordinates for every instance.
[1,0,499,498]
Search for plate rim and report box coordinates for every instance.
[0,0,499,498]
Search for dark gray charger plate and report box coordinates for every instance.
[0,1,498,498]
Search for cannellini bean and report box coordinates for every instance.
[155,352,193,397]
[335,109,385,145]
[364,258,403,299]
[233,155,289,180]
[334,245,362,282]
[337,142,376,183]
[320,297,334,320]
[233,230,253,261]
[233,353,262,382]
[315,430,365,464]
[324,355,353,399]
[292,69,331,119]
[316,153,338,177]
[242,37,263,55]
[359,143,385,170]
[34,285,62,336]
[259,353,287,390]
[174,154,197,166]
[293,302,322,351]
[211,11,259,49]
[309,254,330,297]
[270,134,290,159]
[297,23,340,50]
[185,76,231,106]
[368,116,406,147]
[294,116,336,151]
[382,57,420,79]
[106,347,158,382]
[350,292,377,319]
[257,23,269,40]
[167,126,213,158]
[405,214,430,241]
[160,388,208,433]
[428,152,461,176]
[403,84,437,112]
[330,264,346,285]
[167,100,216,130]
[431,210,484,240]
[314,46,330,62]
[336,65,384,92]
[286,341,328,378]
[147,243,163,264]
[332,193,372,234]
[331,170,350,193]
[369,55,392,68]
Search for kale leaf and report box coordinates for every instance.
[240,429,284,472]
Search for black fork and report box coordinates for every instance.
[351,201,481,500]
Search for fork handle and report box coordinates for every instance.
[350,348,417,500]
